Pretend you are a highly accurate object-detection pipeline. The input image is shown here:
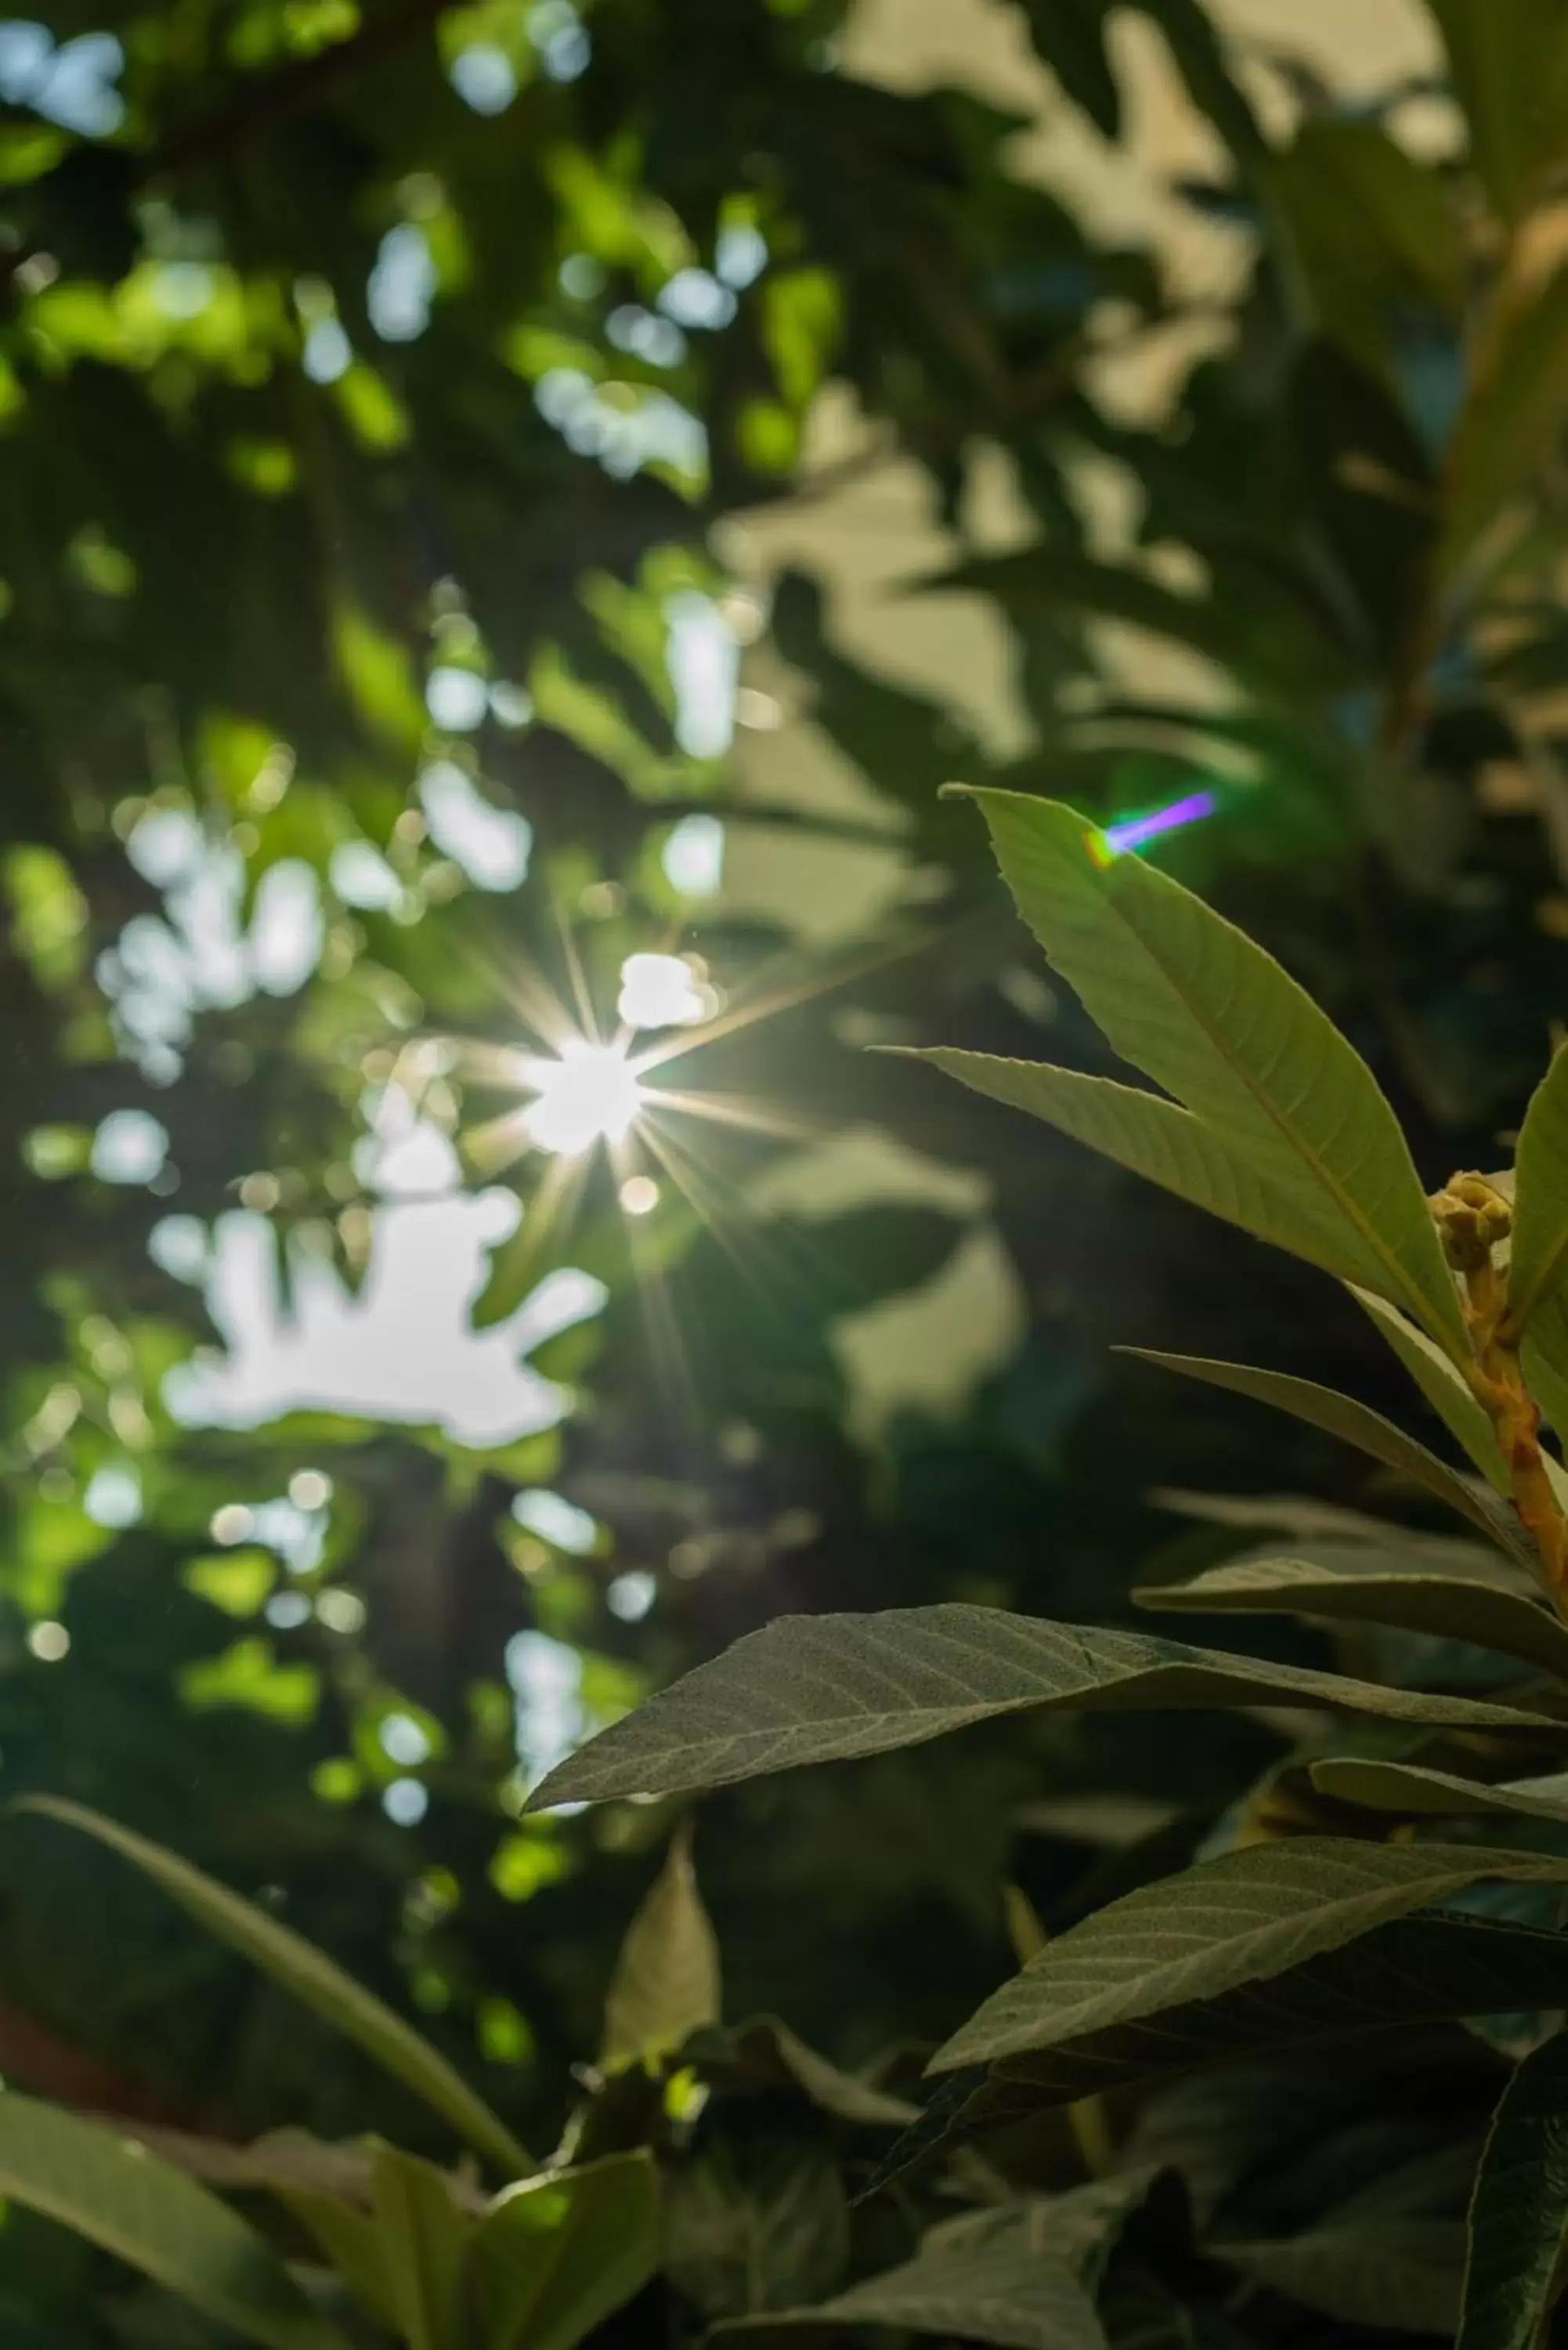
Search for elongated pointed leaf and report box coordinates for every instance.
[0,2091,347,2350]
[865,1914,1568,2188]
[1524,1302,1568,1445]
[1461,2029,1568,2350]
[1429,0,1568,221]
[930,1836,1568,2073]
[280,2192,400,2333]
[1313,1758,1568,1824]
[1509,1049,1568,1336]
[1223,2222,1465,2334]
[471,2152,659,2350]
[370,2147,471,2350]
[923,2170,1162,2272]
[692,2018,919,2128]
[959,790,1465,1353]
[1352,1285,1512,1491]
[1135,1545,1568,1676]
[1125,1348,1527,1557]
[526,1606,1548,1811]
[601,1825,721,2070]
[904,1050,1377,1290]
[713,2241,1107,2350]
[17,1796,531,2178]
[1440,266,1568,579]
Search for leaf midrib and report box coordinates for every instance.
[942,1853,1563,2062]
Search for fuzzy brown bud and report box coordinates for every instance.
[1429,1171,1512,1271]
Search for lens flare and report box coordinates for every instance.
[518,1039,646,1156]
[1089,789,1218,866]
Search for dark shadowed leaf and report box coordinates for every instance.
[0,2092,347,2350]
[713,2240,1108,2350]
[1508,1047,1568,1336]
[1459,2028,1568,2350]
[1135,1543,1568,1676]
[17,1795,531,2177]
[1311,1759,1568,1823]
[863,1914,1568,2187]
[667,2138,848,2319]
[368,2147,471,2350]
[1124,1349,1526,1556]
[691,2018,919,2128]
[930,1836,1568,2072]
[1222,2221,1465,2334]
[470,2151,659,2350]
[526,1605,1547,1810]
[1428,0,1568,222]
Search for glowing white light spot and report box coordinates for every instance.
[619,1175,659,1217]
[288,1469,332,1511]
[316,1587,365,1634]
[379,1711,432,1766]
[150,1213,208,1284]
[210,1503,255,1545]
[450,42,517,114]
[384,1776,429,1825]
[425,667,489,732]
[92,1108,168,1186]
[608,1569,656,1622]
[519,1040,644,1155]
[512,1488,598,1553]
[661,813,724,898]
[303,318,351,383]
[27,1620,69,1662]
[617,951,706,1029]
[83,1464,141,1529]
[419,761,532,888]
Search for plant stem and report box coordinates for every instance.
[1461,1253,1568,1596]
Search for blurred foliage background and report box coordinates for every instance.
[6,0,1568,2333]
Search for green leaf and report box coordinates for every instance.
[667,2139,848,2319]
[1134,1543,1568,1676]
[958,790,1466,1354]
[369,2146,472,2350]
[1460,2027,1568,2350]
[1123,1348,1526,1556]
[867,1913,1568,2184]
[278,2189,401,2334]
[1351,1285,1512,1491]
[1016,0,1120,136]
[692,2017,919,2128]
[930,1835,1568,2073]
[921,2169,1161,2278]
[1263,118,1464,382]
[17,1796,532,2178]
[905,1050,1382,1292]
[470,2152,659,2350]
[1441,267,1568,580]
[0,2091,347,2350]
[526,1605,1548,1811]
[713,2241,1109,2350]
[1222,2222,1465,2334]
[1426,0,1568,222]
[1508,1047,1568,1336]
[601,1824,721,2070]
[1311,1758,1568,1824]
[1523,1300,1568,1449]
